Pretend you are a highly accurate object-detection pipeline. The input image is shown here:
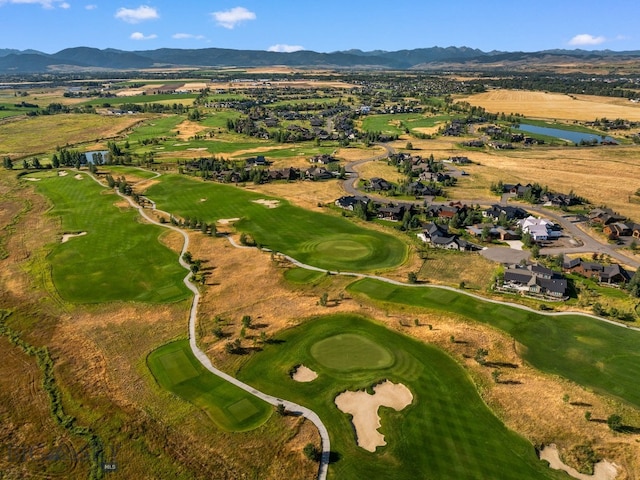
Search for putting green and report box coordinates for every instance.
[313,237,373,261]
[310,333,394,371]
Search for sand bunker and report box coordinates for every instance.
[252,199,280,209]
[292,365,318,382]
[74,174,83,180]
[61,232,87,243]
[187,147,208,151]
[216,218,240,225]
[24,177,41,182]
[540,444,618,480]
[58,171,68,177]
[335,380,412,452]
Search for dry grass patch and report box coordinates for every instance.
[248,180,344,210]
[173,119,208,140]
[418,250,496,289]
[355,159,404,184]
[0,114,143,157]
[335,146,386,162]
[457,90,640,121]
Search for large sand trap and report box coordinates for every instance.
[335,380,412,452]
[61,232,87,243]
[540,444,618,480]
[58,170,68,177]
[292,365,318,382]
[252,199,280,209]
[24,177,41,181]
[74,174,83,180]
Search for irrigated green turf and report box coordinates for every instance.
[310,333,394,371]
[237,315,563,480]
[147,340,271,431]
[348,278,640,408]
[31,171,190,303]
[283,267,325,284]
[145,175,407,272]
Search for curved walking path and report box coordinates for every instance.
[86,172,331,480]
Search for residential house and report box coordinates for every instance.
[483,205,528,222]
[417,223,472,251]
[466,224,520,241]
[305,167,333,181]
[309,154,337,165]
[245,156,267,167]
[588,208,626,225]
[563,258,630,285]
[377,204,406,222]
[518,216,562,242]
[447,156,471,164]
[368,177,392,191]
[502,264,568,299]
[603,222,632,239]
[335,195,370,211]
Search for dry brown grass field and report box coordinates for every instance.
[457,89,640,121]
[417,250,496,290]
[0,114,144,158]
[355,158,405,184]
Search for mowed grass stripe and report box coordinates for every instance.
[147,340,271,431]
[349,278,640,408]
[32,171,190,303]
[237,315,562,479]
[145,175,407,272]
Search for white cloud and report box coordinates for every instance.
[130,31,157,41]
[568,34,606,46]
[115,5,158,23]
[172,33,206,40]
[0,0,69,8]
[267,44,304,53]
[85,3,96,9]
[211,6,255,29]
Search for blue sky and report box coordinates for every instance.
[1,0,639,54]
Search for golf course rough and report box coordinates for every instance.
[147,340,272,432]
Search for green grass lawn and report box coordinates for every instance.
[145,175,407,272]
[283,267,325,284]
[147,340,272,431]
[30,171,190,303]
[348,278,640,408]
[237,314,563,480]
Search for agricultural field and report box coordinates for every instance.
[237,314,564,479]
[457,90,640,122]
[144,175,408,272]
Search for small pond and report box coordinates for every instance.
[515,124,617,144]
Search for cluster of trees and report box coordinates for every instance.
[52,148,88,169]
[169,216,216,236]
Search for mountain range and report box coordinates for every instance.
[1,46,640,73]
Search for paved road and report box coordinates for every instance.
[88,173,332,480]
[342,143,396,196]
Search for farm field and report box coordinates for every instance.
[144,175,408,272]
[29,170,190,303]
[457,90,640,121]
[147,339,272,431]
[348,278,640,408]
[237,314,564,480]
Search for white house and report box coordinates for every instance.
[518,216,561,242]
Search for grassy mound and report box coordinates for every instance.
[31,171,190,304]
[145,175,407,272]
[147,340,271,431]
[237,314,563,479]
